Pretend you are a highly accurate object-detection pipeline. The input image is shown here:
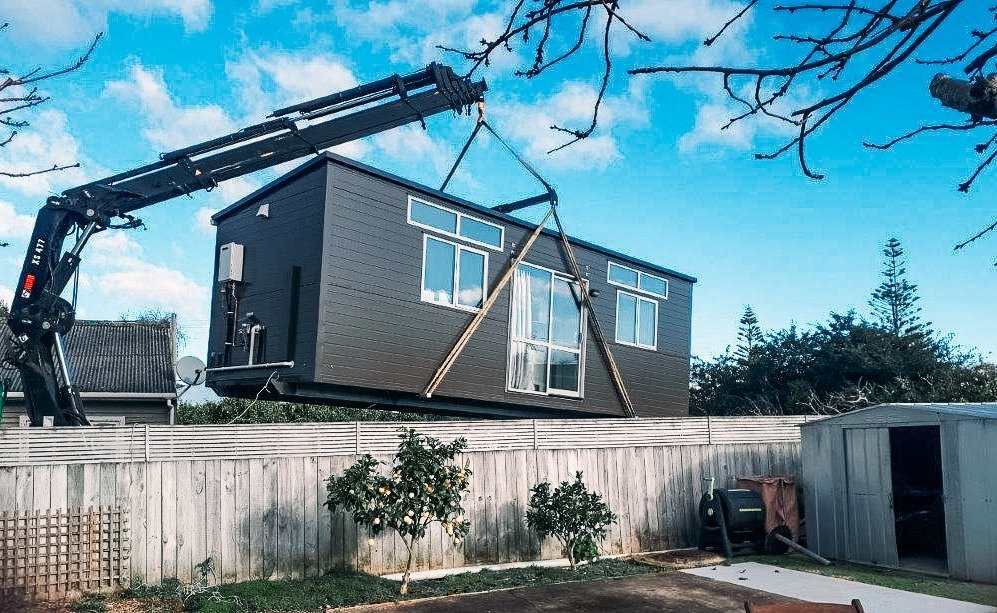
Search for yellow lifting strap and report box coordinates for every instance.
[420,196,637,416]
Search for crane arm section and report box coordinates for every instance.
[4,63,485,426]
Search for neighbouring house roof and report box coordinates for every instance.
[0,320,177,396]
[801,402,997,426]
[211,151,699,284]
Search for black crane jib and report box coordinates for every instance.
[4,62,485,427]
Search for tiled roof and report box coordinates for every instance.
[1,320,176,395]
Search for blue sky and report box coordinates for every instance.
[0,0,993,391]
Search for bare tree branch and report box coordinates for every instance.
[443,0,997,249]
[0,162,80,179]
[0,28,101,203]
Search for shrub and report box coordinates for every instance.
[325,429,471,594]
[526,471,617,569]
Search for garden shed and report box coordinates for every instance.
[801,403,997,583]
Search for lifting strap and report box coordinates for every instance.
[440,102,557,214]
[550,207,636,417]
[422,115,638,417]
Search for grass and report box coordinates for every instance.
[106,559,657,612]
[743,555,997,606]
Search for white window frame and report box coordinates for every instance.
[615,290,658,351]
[607,261,668,299]
[420,234,489,313]
[506,262,587,399]
[408,196,504,251]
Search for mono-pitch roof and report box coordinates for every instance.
[211,151,698,284]
[0,320,177,395]
[801,402,997,427]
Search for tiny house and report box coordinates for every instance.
[802,403,997,583]
[205,153,695,418]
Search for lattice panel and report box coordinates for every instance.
[0,507,129,596]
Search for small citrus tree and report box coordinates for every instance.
[526,471,617,569]
[325,429,471,594]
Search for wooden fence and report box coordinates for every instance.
[0,418,804,590]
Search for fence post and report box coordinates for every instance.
[706,414,712,445]
[144,425,150,462]
[532,419,538,450]
[355,422,361,455]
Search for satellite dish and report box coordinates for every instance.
[176,356,206,386]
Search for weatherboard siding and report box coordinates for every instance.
[206,164,326,382]
[206,155,693,417]
[313,161,691,417]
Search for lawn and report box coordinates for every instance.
[81,559,658,612]
[743,555,997,607]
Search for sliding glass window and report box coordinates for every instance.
[508,263,584,397]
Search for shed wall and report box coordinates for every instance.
[951,418,997,583]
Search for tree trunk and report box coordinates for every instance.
[567,537,576,570]
[930,74,997,119]
[400,539,415,595]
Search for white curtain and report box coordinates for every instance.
[508,267,535,390]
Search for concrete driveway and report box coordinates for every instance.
[338,572,786,612]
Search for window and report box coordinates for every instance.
[421,236,487,311]
[607,261,668,299]
[616,291,657,350]
[508,263,585,397]
[408,197,504,250]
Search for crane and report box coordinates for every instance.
[4,63,486,427]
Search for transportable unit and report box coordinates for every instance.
[205,152,696,418]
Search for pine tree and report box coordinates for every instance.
[735,305,763,364]
[869,237,930,338]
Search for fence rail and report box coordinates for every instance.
[0,416,808,466]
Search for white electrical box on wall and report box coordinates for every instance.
[218,242,245,282]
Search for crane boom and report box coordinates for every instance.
[4,63,486,427]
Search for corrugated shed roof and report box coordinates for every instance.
[802,402,997,425]
[0,320,176,394]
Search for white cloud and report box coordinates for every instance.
[217,176,261,203]
[0,109,94,197]
[493,80,650,171]
[97,261,207,319]
[4,0,212,48]
[194,207,217,233]
[0,201,36,241]
[627,0,751,45]
[87,230,207,319]
[105,64,237,152]
[331,1,518,70]
[0,284,12,307]
[371,124,456,178]
[254,0,298,14]
[226,49,358,119]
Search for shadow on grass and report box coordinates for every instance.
[191,559,657,612]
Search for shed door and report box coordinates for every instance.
[844,428,899,567]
